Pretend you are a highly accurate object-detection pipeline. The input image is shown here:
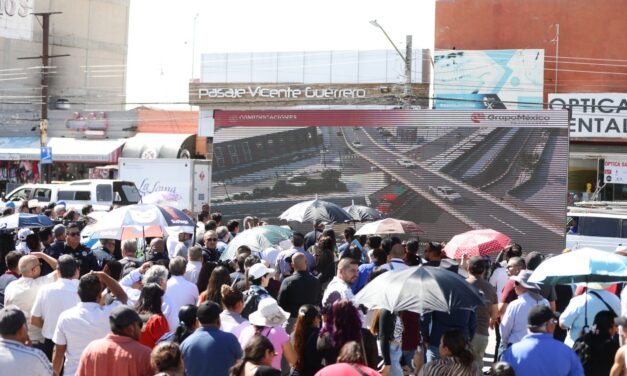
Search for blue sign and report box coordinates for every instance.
[40,147,52,164]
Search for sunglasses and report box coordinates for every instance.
[206,238,218,241]
[68,232,81,236]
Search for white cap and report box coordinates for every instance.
[17,228,34,241]
[248,263,275,280]
[28,199,39,209]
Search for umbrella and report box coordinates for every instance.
[220,225,293,260]
[354,218,423,236]
[279,198,352,224]
[354,266,485,313]
[529,247,627,330]
[0,213,54,230]
[90,204,194,240]
[443,229,511,259]
[529,247,627,285]
[343,200,384,222]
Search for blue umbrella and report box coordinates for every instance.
[0,213,54,230]
[220,225,293,261]
[529,247,627,285]
[529,247,627,330]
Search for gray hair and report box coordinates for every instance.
[169,256,187,276]
[216,226,229,239]
[142,265,169,285]
[53,224,66,238]
[121,239,137,255]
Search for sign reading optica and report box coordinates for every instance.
[604,159,627,184]
[0,0,33,40]
[548,93,627,138]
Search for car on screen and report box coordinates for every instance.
[352,140,362,149]
[429,186,463,203]
[396,159,416,168]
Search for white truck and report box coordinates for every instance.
[118,158,211,214]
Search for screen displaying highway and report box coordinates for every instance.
[210,110,569,253]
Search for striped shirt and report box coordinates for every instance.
[418,357,476,376]
[0,338,53,376]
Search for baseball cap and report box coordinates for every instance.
[528,305,559,327]
[27,199,39,209]
[109,306,141,329]
[248,263,275,280]
[17,228,34,241]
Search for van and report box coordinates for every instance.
[566,202,627,252]
[3,179,140,210]
[58,179,141,210]
[2,184,64,206]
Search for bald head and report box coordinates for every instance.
[291,252,307,271]
[390,244,405,259]
[18,255,41,278]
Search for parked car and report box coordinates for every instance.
[396,159,416,168]
[429,186,463,203]
[2,183,64,207]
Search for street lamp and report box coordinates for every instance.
[369,20,413,107]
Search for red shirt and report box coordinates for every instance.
[139,314,169,349]
[77,334,153,376]
[500,280,517,304]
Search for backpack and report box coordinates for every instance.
[572,333,594,368]
[241,286,269,319]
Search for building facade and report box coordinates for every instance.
[435,0,627,200]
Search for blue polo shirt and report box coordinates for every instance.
[180,326,243,376]
[502,333,584,376]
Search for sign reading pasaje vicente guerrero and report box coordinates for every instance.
[189,83,428,106]
[549,93,627,139]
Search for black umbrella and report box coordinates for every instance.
[354,266,485,313]
[343,200,384,222]
[278,197,352,224]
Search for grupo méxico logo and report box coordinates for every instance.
[472,113,551,124]
[471,113,485,123]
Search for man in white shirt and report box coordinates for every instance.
[4,252,58,347]
[322,258,359,306]
[172,231,193,259]
[166,257,199,330]
[52,272,127,376]
[31,255,80,359]
[380,244,408,271]
[184,246,204,284]
[0,307,53,376]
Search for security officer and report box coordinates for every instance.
[61,223,99,276]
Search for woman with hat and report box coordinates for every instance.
[241,263,275,319]
[238,297,297,370]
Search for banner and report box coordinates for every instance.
[0,0,33,40]
[604,159,627,184]
[549,93,627,138]
[434,49,544,110]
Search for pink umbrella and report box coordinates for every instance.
[355,218,424,235]
[444,229,511,259]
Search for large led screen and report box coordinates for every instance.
[210,110,569,253]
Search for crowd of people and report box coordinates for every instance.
[1,202,627,376]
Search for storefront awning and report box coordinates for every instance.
[0,136,125,163]
[121,133,195,159]
[570,143,627,159]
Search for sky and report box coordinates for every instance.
[126,0,435,109]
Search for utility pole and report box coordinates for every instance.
[404,35,413,107]
[18,12,69,183]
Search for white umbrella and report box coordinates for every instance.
[355,218,423,236]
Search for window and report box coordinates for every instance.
[227,144,240,164]
[214,146,225,167]
[96,184,112,202]
[75,191,91,200]
[115,183,141,204]
[33,188,51,202]
[8,188,31,201]
[57,191,74,200]
[579,217,620,238]
[242,142,252,162]
[622,220,627,239]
